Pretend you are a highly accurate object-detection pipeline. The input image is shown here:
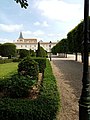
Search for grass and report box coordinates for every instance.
[0,62,18,78]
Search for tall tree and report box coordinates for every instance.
[36,42,46,57]
[0,43,16,57]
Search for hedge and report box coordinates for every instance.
[0,59,13,64]
[32,57,46,73]
[0,59,60,120]
[18,56,39,81]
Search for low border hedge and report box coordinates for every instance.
[0,59,13,64]
[0,59,60,120]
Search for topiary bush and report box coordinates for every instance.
[18,56,39,80]
[6,74,35,98]
[0,74,35,98]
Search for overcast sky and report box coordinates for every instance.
[0,0,86,43]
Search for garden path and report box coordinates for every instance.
[51,55,83,120]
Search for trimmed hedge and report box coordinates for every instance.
[12,58,21,62]
[18,56,39,80]
[32,57,46,73]
[0,59,60,120]
[0,74,35,98]
[0,59,13,64]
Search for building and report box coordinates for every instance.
[14,32,57,52]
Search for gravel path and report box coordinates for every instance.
[51,59,83,120]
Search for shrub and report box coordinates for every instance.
[36,42,47,57]
[0,59,60,120]
[18,56,39,80]
[19,49,29,59]
[32,57,46,73]
[0,74,35,98]
[29,49,36,57]
[7,74,35,98]
[0,78,9,92]
[13,58,21,62]
[0,59,13,64]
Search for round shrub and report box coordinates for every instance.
[18,56,39,80]
[5,74,35,98]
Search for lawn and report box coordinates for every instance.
[0,62,18,78]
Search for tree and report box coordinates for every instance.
[52,38,68,57]
[36,42,46,57]
[36,42,41,57]
[0,43,16,57]
[51,46,57,55]
[15,0,28,9]
[0,44,2,56]
[67,21,84,61]
[19,49,29,58]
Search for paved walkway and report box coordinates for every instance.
[51,55,83,120]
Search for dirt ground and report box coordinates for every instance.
[51,60,82,120]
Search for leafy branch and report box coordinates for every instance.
[14,0,28,9]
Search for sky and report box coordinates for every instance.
[0,0,87,43]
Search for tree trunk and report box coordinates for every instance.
[75,52,77,61]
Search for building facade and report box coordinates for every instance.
[14,32,57,52]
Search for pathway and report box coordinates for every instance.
[51,55,83,120]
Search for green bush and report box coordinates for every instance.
[13,58,21,62]
[19,49,29,59]
[0,74,35,98]
[0,59,13,64]
[0,78,9,92]
[7,74,35,98]
[0,59,60,120]
[29,49,36,57]
[18,56,39,80]
[0,43,16,57]
[32,57,46,73]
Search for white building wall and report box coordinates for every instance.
[14,39,57,52]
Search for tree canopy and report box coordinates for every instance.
[0,43,16,57]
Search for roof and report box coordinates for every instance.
[18,32,23,39]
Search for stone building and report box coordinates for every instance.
[14,32,57,52]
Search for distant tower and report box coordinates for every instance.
[19,32,23,39]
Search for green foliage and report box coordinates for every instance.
[52,38,68,54]
[0,74,35,98]
[51,46,57,55]
[15,0,28,9]
[40,47,47,57]
[19,49,29,59]
[0,43,16,57]
[29,49,36,57]
[0,44,2,55]
[32,57,46,73]
[0,59,13,64]
[67,21,84,53]
[0,59,60,120]
[36,42,41,57]
[13,58,21,62]
[18,56,39,80]
[36,42,47,57]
